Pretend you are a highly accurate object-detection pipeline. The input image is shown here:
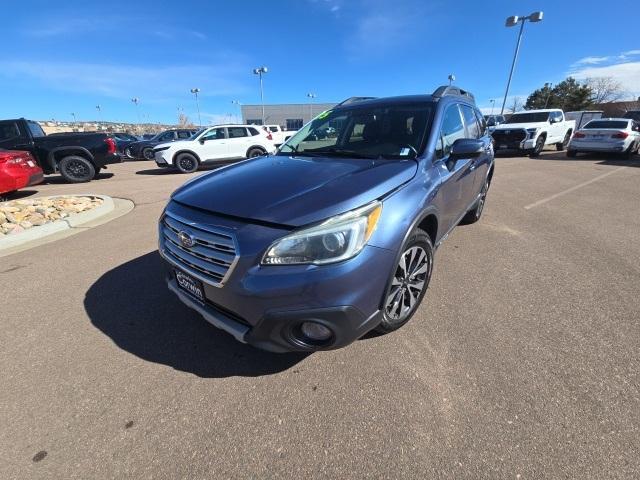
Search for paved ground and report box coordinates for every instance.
[1,152,639,479]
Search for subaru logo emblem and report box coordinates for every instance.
[178,231,195,248]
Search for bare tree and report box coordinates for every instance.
[509,96,523,113]
[585,77,625,104]
[178,113,193,127]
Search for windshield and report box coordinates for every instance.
[507,112,550,123]
[584,120,629,129]
[277,103,432,159]
[190,128,207,140]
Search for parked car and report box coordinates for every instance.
[484,114,505,133]
[491,109,575,157]
[154,125,277,173]
[112,132,140,156]
[261,125,297,146]
[124,129,198,160]
[0,118,121,183]
[0,149,44,196]
[158,86,494,352]
[567,118,640,158]
[622,110,640,122]
[565,110,603,130]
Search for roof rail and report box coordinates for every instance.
[337,96,377,106]
[432,86,475,102]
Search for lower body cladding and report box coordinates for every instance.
[159,201,395,352]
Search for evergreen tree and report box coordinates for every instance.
[525,77,593,111]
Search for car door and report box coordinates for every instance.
[434,103,478,231]
[469,106,492,194]
[550,111,564,142]
[197,127,228,161]
[226,127,252,158]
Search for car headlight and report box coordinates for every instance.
[526,128,539,138]
[262,201,383,265]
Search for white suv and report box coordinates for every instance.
[153,125,276,173]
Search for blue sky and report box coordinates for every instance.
[3,0,639,124]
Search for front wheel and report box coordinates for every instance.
[124,147,134,159]
[529,136,545,157]
[58,155,96,183]
[376,229,434,334]
[142,147,155,160]
[174,152,199,173]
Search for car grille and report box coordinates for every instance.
[492,129,527,146]
[160,213,238,287]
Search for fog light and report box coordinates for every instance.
[300,322,332,341]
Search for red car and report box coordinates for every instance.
[0,149,44,195]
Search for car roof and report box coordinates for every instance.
[334,94,437,109]
[587,118,631,122]
[513,109,560,113]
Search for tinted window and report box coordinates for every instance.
[200,128,225,141]
[177,131,191,139]
[507,112,550,123]
[268,126,278,132]
[158,131,175,141]
[0,122,21,141]
[475,109,488,136]
[584,120,629,129]
[461,105,480,139]
[248,127,260,136]
[437,104,465,158]
[228,127,248,138]
[286,119,303,130]
[27,121,45,138]
[247,119,263,125]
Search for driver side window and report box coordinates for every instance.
[435,104,465,159]
[201,128,225,141]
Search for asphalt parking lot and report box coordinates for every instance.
[1,152,639,479]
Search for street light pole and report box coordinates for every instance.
[190,88,201,127]
[95,105,101,123]
[448,74,456,86]
[306,92,316,122]
[500,11,544,115]
[131,97,140,130]
[231,100,242,124]
[490,99,495,115]
[253,66,268,125]
[70,112,76,128]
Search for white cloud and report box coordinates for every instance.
[569,50,640,97]
[571,62,640,97]
[2,60,248,101]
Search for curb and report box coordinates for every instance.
[0,195,116,251]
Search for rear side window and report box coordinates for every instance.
[461,105,481,139]
[436,104,465,158]
[228,127,248,138]
[0,122,21,141]
[177,131,191,139]
[474,109,488,136]
[248,127,260,136]
[27,121,45,138]
[269,126,278,132]
[158,131,175,141]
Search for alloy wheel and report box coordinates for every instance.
[385,246,430,322]
[67,159,90,179]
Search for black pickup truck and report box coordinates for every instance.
[0,118,122,183]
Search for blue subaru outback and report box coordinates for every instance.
[159,86,494,352]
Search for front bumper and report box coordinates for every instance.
[159,201,393,352]
[155,151,172,167]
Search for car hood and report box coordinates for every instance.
[495,122,549,130]
[172,155,418,226]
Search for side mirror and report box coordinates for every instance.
[199,138,206,144]
[449,138,484,159]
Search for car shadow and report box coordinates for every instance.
[136,165,222,176]
[40,172,115,185]
[1,189,39,201]
[528,151,640,167]
[84,251,307,377]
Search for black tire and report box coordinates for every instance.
[556,131,571,151]
[622,144,635,160]
[566,149,578,158]
[376,228,434,334]
[58,155,95,183]
[461,174,490,224]
[124,146,134,159]
[174,152,199,173]
[247,147,266,158]
[142,147,155,160]
[529,136,545,157]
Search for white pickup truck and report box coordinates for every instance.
[491,109,575,157]
[262,125,297,147]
